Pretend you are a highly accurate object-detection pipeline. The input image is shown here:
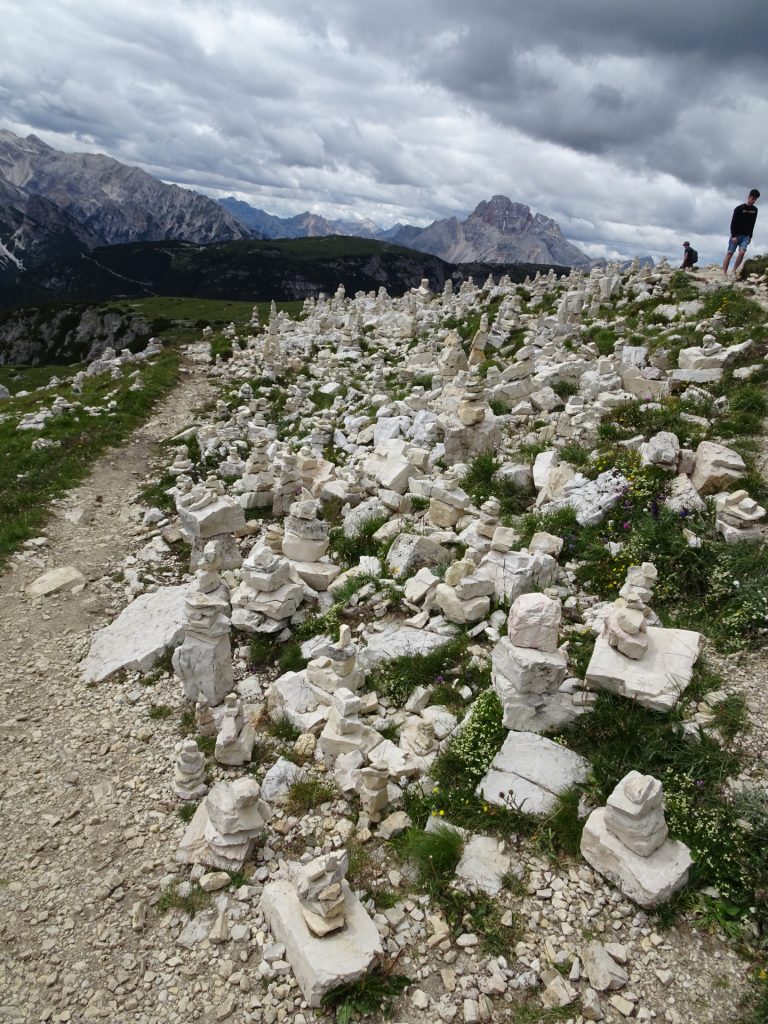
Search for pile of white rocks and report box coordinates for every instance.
[70,259,765,1017]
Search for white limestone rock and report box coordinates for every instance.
[581,806,692,909]
[26,566,86,598]
[492,637,567,695]
[81,585,188,682]
[180,496,246,539]
[506,593,562,653]
[585,627,701,711]
[690,441,746,496]
[262,876,383,1007]
[477,732,590,815]
[386,533,451,577]
[455,835,511,896]
[582,941,629,992]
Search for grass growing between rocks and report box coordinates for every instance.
[398,824,464,889]
[461,451,533,515]
[156,880,210,917]
[320,962,410,1024]
[329,514,391,566]
[366,633,471,707]
[520,447,768,651]
[554,673,768,935]
[0,347,180,567]
[287,775,336,813]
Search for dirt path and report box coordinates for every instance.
[0,347,221,1023]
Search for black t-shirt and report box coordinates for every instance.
[730,203,758,237]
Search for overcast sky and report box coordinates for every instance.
[1,0,766,264]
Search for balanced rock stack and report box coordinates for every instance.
[177,474,246,569]
[306,625,365,694]
[586,562,701,712]
[214,692,256,766]
[581,771,692,908]
[715,489,766,544]
[604,562,658,660]
[176,777,272,871]
[172,549,234,707]
[433,555,495,625]
[491,592,580,732]
[296,851,349,936]
[282,490,330,562]
[230,544,304,631]
[172,739,208,801]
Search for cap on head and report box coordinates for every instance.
[683,241,690,246]
[749,189,760,199]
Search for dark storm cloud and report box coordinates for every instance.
[0,0,765,264]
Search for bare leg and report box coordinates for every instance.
[722,251,732,274]
[733,248,747,273]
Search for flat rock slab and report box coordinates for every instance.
[585,626,701,711]
[455,835,511,896]
[26,566,86,598]
[358,622,451,671]
[581,807,692,908]
[80,584,188,682]
[477,731,590,816]
[262,877,382,1007]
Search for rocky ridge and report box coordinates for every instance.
[0,129,248,272]
[1,264,767,1023]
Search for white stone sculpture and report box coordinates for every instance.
[581,771,692,908]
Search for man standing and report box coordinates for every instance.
[722,189,760,275]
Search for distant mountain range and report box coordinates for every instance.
[218,194,593,269]
[0,129,599,297]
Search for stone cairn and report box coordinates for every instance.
[172,739,208,801]
[437,330,468,381]
[282,491,330,563]
[296,851,349,936]
[715,489,766,544]
[273,451,302,516]
[357,765,389,823]
[457,372,489,426]
[230,544,304,631]
[215,692,256,766]
[176,777,272,871]
[428,468,470,528]
[467,313,489,367]
[172,544,234,707]
[434,555,495,625]
[305,625,365,694]
[235,438,274,512]
[168,444,194,477]
[491,592,576,732]
[195,696,217,737]
[581,771,692,908]
[177,474,245,571]
[604,562,658,660]
[219,443,247,480]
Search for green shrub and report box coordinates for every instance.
[367,634,469,707]
[461,451,532,515]
[321,964,410,1023]
[443,689,506,786]
[329,514,390,565]
[399,824,464,889]
[287,775,336,813]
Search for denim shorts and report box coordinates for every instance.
[728,234,751,253]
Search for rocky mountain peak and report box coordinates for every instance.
[469,195,534,234]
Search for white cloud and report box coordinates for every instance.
[0,0,766,261]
